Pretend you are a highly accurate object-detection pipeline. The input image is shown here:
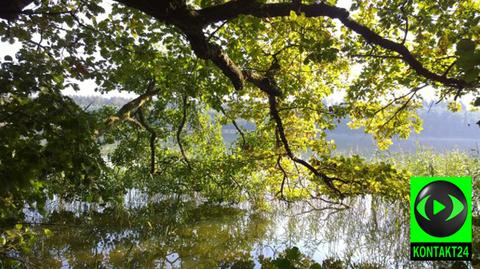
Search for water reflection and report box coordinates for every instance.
[18,195,479,268]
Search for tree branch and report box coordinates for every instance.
[0,0,34,20]
[105,80,157,126]
[136,109,157,174]
[215,99,247,148]
[195,1,469,89]
[276,155,288,200]
[177,94,191,169]
[399,0,411,44]
[4,0,472,90]
[267,93,344,196]
[181,28,245,90]
[349,54,403,60]
[241,60,347,196]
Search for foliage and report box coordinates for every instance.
[0,224,35,268]
[374,148,480,201]
[0,0,479,260]
[0,146,478,267]
[0,90,113,221]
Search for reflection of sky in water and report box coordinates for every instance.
[18,189,478,268]
[262,195,410,267]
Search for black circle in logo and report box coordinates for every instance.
[414,180,467,237]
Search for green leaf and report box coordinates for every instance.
[43,228,53,237]
[473,97,480,107]
[456,39,476,53]
[285,247,301,261]
[52,74,64,84]
[447,101,462,112]
[464,68,479,83]
[289,10,297,20]
[457,51,480,71]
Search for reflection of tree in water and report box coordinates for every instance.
[28,200,270,268]
[246,197,409,268]
[22,196,478,268]
[258,197,476,269]
[321,196,410,267]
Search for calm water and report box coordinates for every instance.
[329,134,480,155]
[13,193,480,269]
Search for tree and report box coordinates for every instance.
[0,0,479,212]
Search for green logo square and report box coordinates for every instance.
[410,176,472,260]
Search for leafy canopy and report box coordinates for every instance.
[0,0,479,212]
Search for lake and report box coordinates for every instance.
[15,192,479,269]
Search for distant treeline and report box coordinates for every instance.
[69,95,480,139]
[332,102,480,139]
[69,95,132,110]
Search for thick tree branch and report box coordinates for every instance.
[0,0,33,20]
[115,0,469,91]
[196,1,343,23]
[338,18,465,89]
[7,0,469,91]
[349,54,403,60]
[243,70,283,97]
[181,28,245,90]
[195,1,468,89]
[106,80,158,126]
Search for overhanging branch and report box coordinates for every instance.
[244,60,346,196]
[267,93,344,197]
[181,28,245,90]
[195,1,468,89]
[3,0,471,90]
